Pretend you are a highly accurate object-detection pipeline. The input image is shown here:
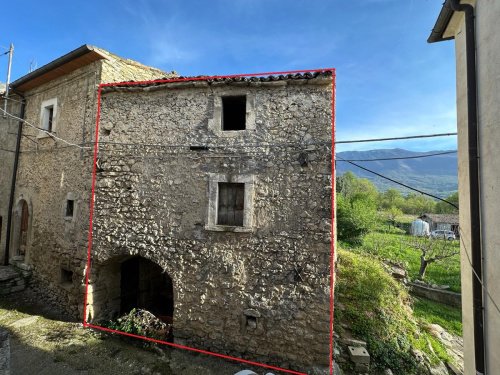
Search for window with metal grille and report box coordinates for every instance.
[217,182,244,226]
[222,96,246,131]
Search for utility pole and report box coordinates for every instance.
[3,43,13,116]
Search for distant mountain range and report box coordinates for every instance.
[336,148,458,198]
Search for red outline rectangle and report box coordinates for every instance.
[83,68,336,375]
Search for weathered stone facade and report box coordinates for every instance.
[88,73,333,371]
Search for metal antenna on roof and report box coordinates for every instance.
[29,59,37,73]
[3,43,13,118]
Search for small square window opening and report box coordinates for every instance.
[65,199,74,217]
[222,96,246,131]
[217,182,245,226]
[60,268,73,286]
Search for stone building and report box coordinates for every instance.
[2,44,333,372]
[89,72,333,371]
[2,45,171,313]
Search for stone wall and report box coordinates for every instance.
[14,62,100,317]
[11,52,176,318]
[90,74,333,371]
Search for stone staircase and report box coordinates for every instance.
[0,258,31,295]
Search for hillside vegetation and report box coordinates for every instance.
[335,249,456,374]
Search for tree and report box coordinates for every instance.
[336,172,379,203]
[380,188,404,210]
[336,172,380,244]
[384,206,403,227]
[435,192,459,214]
[401,193,436,215]
[406,237,460,279]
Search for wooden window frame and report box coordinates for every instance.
[205,173,255,232]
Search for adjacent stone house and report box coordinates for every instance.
[3,45,171,314]
[2,44,333,372]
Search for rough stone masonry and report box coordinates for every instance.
[87,72,333,372]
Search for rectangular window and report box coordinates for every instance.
[65,199,74,217]
[43,105,54,132]
[217,182,245,226]
[39,98,57,136]
[222,96,246,131]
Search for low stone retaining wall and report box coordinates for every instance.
[409,282,462,308]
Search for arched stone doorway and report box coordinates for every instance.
[90,256,174,325]
[120,257,174,321]
[11,198,31,261]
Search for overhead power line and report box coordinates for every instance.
[459,228,500,316]
[336,132,457,144]
[335,155,459,209]
[339,150,457,162]
[0,107,91,150]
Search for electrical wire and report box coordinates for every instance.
[339,150,456,162]
[459,227,500,315]
[335,155,459,208]
[0,107,91,150]
[336,132,457,144]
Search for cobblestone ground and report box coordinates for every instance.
[0,288,279,375]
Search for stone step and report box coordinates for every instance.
[0,265,31,295]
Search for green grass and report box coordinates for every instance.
[335,248,452,374]
[342,230,461,293]
[412,298,462,336]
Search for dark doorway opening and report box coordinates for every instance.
[18,200,29,257]
[120,257,174,324]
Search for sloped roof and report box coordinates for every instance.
[10,45,170,92]
[428,0,455,43]
[100,71,333,93]
[11,45,107,92]
[421,213,459,224]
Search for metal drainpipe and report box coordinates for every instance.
[449,1,485,373]
[4,93,25,266]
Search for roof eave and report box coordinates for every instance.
[10,44,106,90]
[428,0,456,43]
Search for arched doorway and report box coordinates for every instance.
[120,257,174,323]
[90,256,174,326]
[11,199,31,261]
[18,200,29,257]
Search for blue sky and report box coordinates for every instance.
[1,0,456,152]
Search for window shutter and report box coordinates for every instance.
[217,183,244,226]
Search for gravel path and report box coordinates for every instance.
[1,289,277,375]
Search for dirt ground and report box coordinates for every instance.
[0,288,280,375]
